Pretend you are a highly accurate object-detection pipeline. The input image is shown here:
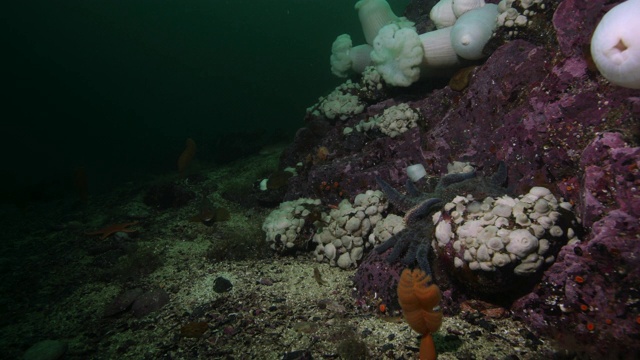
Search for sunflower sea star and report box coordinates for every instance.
[375,162,508,274]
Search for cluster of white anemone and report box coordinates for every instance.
[495,0,545,30]
[308,67,383,120]
[312,190,389,269]
[314,81,365,120]
[432,186,580,275]
[345,102,421,138]
[262,198,324,253]
[330,0,501,87]
[262,190,403,269]
[332,0,640,90]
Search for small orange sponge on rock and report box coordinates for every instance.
[397,268,443,360]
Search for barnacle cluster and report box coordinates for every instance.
[262,190,393,269]
[432,186,580,293]
[312,190,389,269]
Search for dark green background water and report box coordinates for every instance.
[2,0,409,202]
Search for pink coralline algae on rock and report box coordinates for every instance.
[352,248,406,312]
[512,130,640,357]
[280,0,639,357]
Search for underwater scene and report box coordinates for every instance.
[2,0,640,359]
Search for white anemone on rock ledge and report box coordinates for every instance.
[590,0,640,89]
[450,4,499,60]
[355,0,404,45]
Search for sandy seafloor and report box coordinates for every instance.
[1,146,565,359]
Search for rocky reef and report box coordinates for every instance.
[272,0,640,357]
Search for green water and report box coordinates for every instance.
[2,0,409,195]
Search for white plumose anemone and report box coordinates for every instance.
[430,0,457,29]
[452,0,486,18]
[355,0,402,45]
[590,0,640,89]
[330,34,374,77]
[450,4,499,60]
[370,23,424,87]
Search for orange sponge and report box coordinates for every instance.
[397,268,443,360]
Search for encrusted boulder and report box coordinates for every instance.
[432,186,581,295]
